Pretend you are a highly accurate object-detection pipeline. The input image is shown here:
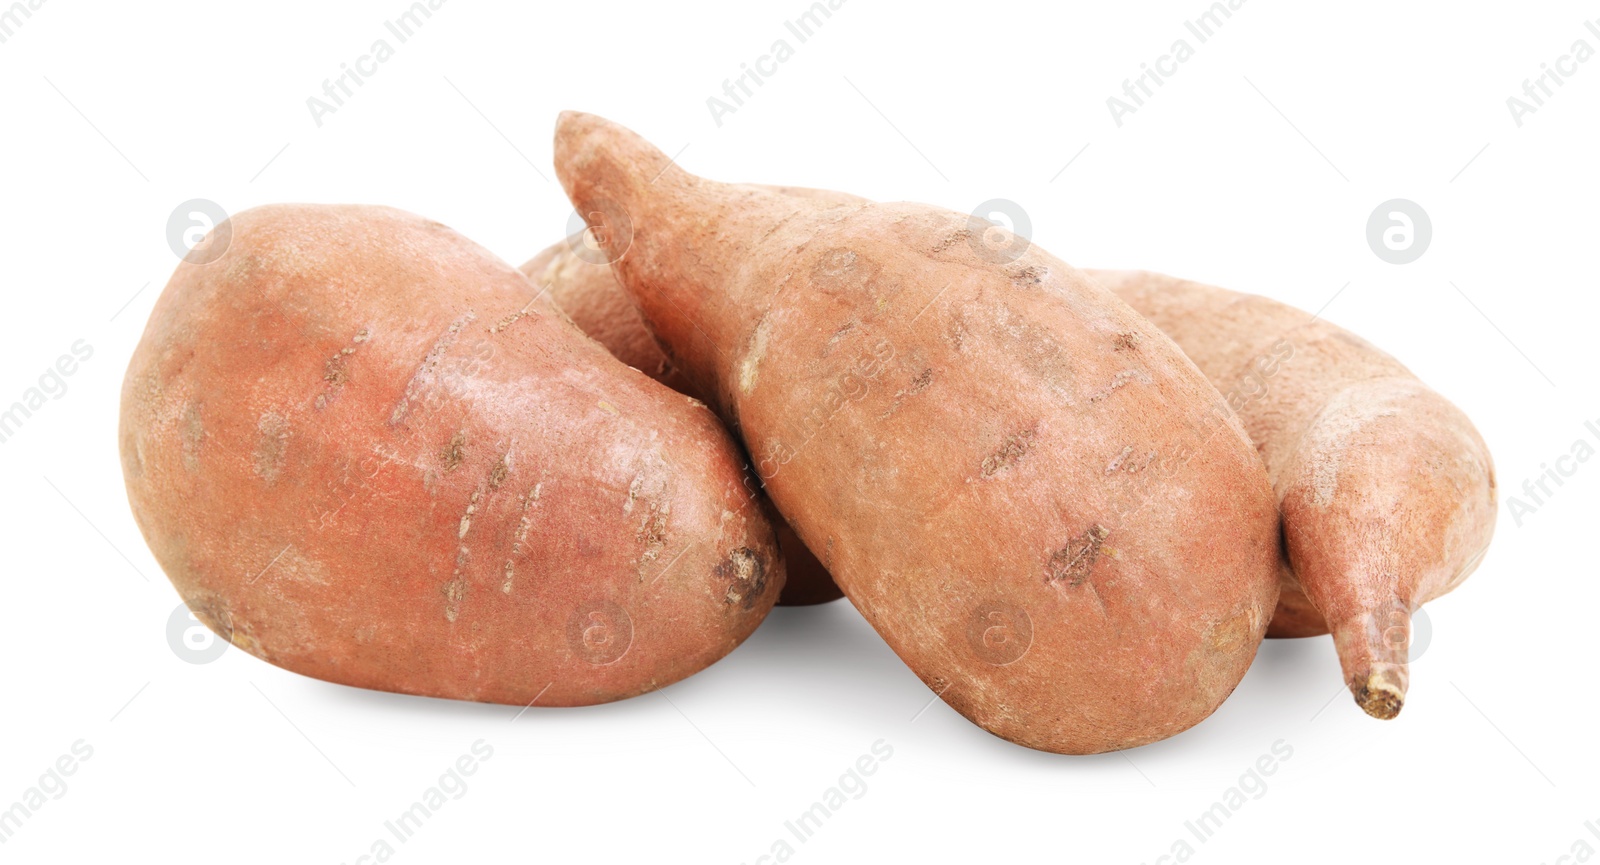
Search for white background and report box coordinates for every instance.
[1,1,1595,862]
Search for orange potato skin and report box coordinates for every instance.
[1093,270,1496,718]
[522,226,845,606]
[120,204,782,707]
[553,113,1282,753]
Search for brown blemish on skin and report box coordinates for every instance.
[635,501,668,570]
[717,547,769,610]
[1048,525,1110,586]
[899,368,933,398]
[316,329,369,411]
[441,430,467,472]
[324,329,368,381]
[981,427,1038,477]
[1113,332,1141,351]
[1010,265,1048,286]
[881,368,935,420]
[624,474,641,514]
[825,319,859,352]
[323,355,349,386]
[487,453,510,491]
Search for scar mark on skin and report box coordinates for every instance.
[458,449,511,541]
[316,328,370,411]
[899,369,933,398]
[458,490,481,539]
[1105,445,1157,474]
[825,320,859,353]
[881,368,935,420]
[390,313,474,425]
[636,501,668,572]
[488,452,510,490]
[1010,265,1048,286]
[441,430,467,472]
[444,546,469,622]
[1088,369,1153,403]
[717,547,769,610]
[1048,525,1110,586]
[980,427,1038,477]
[503,482,542,593]
[490,295,549,334]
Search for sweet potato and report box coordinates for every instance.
[522,238,700,399]
[553,112,1282,753]
[1092,269,1496,718]
[522,222,846,606]
[120,204,783,706]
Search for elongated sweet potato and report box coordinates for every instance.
[522,219,847,606]
[1092,269,1496,718]
[553,112,1282,753]
[120,204,782,706]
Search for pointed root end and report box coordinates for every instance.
[1353,668,1406,720]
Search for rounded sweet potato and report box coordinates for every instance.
[120,204,782,706]
[522,233,844,605]
[553,112,1282,753]
[1093,269,1496,718]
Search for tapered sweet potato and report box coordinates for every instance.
[522,216,848,606]
[1092,269,1496,719]
[120,204,782,706]
[553,112,1282,753]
